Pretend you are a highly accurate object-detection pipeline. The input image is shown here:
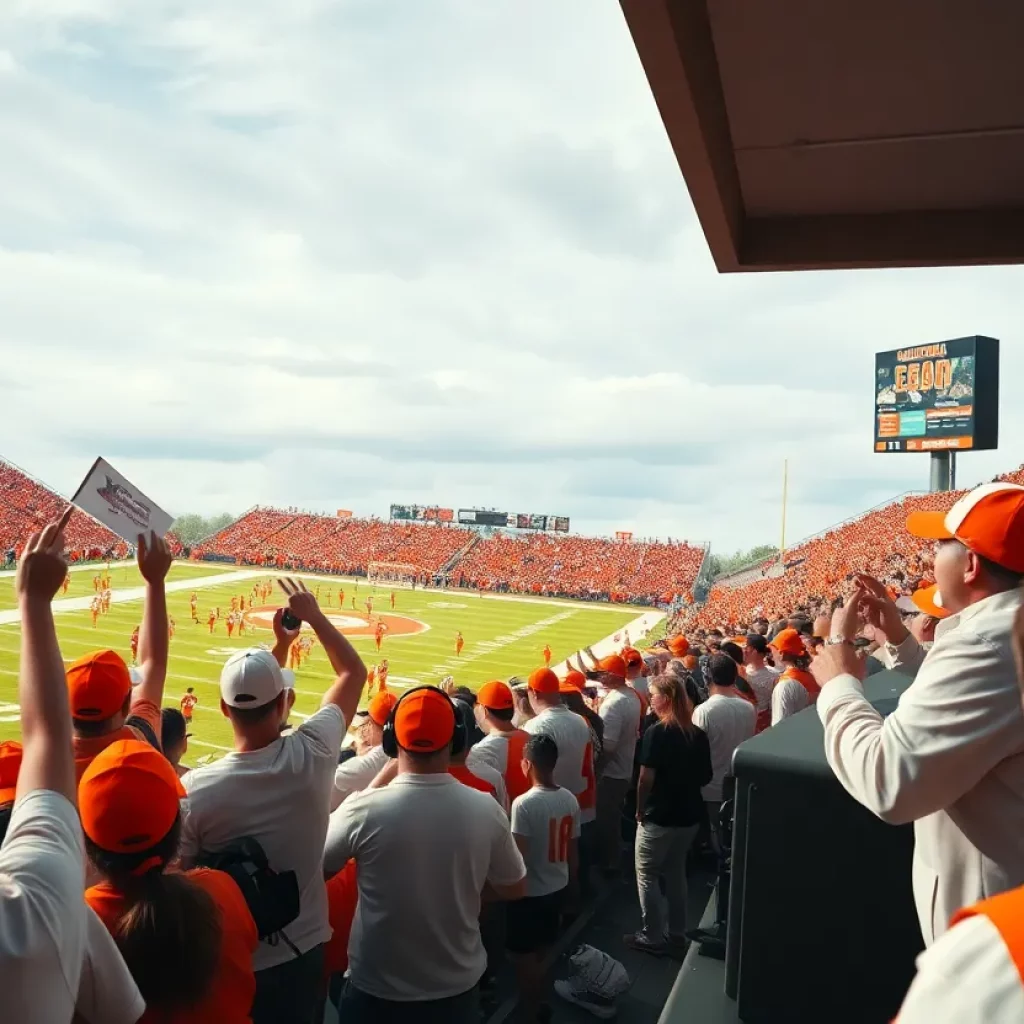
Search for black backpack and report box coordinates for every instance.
[198,837,301,954]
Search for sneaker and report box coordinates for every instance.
[553,980,617,1020]
[622,931,665,956]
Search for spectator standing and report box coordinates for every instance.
[325,686,526,1022]
[692,654,755,849]
[742,634,779,732]
[330,691,398,810]
[509,735,581,1021]
[593,655,642,874]
[82,739,258,1022]
[628,674,712,955]
[69,531,172,778]
[160,706,191,778]
[813,483,1024,945]
[769,628,818,725]
[468,680,532,804]
[180,578,366,1024]
[450,700,508,810]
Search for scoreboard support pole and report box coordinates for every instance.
[929,451,953,493]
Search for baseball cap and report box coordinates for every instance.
[911,584,951,619]
[477,680,514,711]
[364,691,399,726]
[528,668,560,694]
[0,741,22,804]
[67,650,132,721]
[220,648,285,709]
[769,628,806,658]
[594,654,627,680]
[907,483,1024,574]
[79,739,186,854]
[621,647,643,668]
[559,670,587,694]
[667,635,690,658]
[394,688,456,753]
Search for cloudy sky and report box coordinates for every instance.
[1,0,1021,554]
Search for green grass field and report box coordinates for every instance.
[0,562,655,762]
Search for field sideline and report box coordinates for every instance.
[0,561,660,761]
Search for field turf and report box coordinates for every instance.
[0,562,652,763]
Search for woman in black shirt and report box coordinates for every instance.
[626,674,712,956]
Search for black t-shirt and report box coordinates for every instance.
[638,721,713,827]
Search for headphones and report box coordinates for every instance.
[381,685,468,759]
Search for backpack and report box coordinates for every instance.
[198,837,301,954]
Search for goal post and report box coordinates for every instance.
[367,562,421,587]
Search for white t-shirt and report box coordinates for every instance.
[523,706,591,798]
[324,773,525,1001]
[692,692,756,802]
[76,907,147,1024]
[331,745,389,811]
[771,679,810,725]
[598,688,642,781]
[180,703,345,970]
[0,790,87,1022]
[511,786,581,897]
[745,664,779,713]
[466,732,508,778]
[457,758,509,814]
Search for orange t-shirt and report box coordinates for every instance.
[73,697,163,782]
[87,868,257,1024]
[449,764,496,798]
[323,861,359,979]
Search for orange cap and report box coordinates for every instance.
[79,739,186,854]
[394,689,455,753]
[528,668,560,693]
[667,635,690,657]
[731,636,747,647]
[560,670,587,692]
[67,650,132,721]
[911,584,951,619]
[621,647,643,668]
[682,654,699,670]
[366,690,399,726]
[907,483,1024,573]
[477,681,514,711]
[769,628,806,658]
[0,741,23,804]
[596,655,627,679]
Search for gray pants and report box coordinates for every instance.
[596,776,631,870]
[634,822,700,941]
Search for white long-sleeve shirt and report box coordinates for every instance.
[817,588,1024,945]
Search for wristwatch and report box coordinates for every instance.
[825,636,852,646]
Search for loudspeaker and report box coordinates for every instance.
[725,671,923,1023]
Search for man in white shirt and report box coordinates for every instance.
[692,653,756,844]
[467,680,532,805]
[592,655,642,874]
[327,686,526,1022]
[814,483,1024,945]
[180,578,366,1024]
[742,633,779,727]
[330,690,398,811]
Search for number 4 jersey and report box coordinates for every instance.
[510,786,581,897]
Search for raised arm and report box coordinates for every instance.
[16,510,76,804]
[135,531,173,708]
[278,578,367,725]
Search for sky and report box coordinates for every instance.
[0,0,1021,555]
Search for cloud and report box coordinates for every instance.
[0,0,1022,555]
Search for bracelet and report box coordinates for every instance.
[825,637,853,647]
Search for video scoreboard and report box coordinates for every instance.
[873,336,999,453]
[457,509,570,532]
[389,505,454,523]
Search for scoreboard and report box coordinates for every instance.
[873,336,999,453]
[457,510,570,531]
[389,505,454,522]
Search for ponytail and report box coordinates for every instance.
[86,816,222,1013]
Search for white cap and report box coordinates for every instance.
[220,648,285,709]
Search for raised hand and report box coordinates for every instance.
[852,574,908,645]
[137,531,173,584]
[273,606,301,644]
[277,577,322,623]
[17,508,72,603]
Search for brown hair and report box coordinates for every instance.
[648,675,694,732]
[84,815,222,1013]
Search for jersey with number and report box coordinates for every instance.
[510,786,580,897]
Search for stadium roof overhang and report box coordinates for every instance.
[620,1,1024,272]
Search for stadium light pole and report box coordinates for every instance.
[780,459,788,560]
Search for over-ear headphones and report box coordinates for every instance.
[381,685,467,759]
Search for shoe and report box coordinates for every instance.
[622,931,665,956]
[554,980,617,1020]
[666,934,690,959]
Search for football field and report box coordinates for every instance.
[0,561,658,762]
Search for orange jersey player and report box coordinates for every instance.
[366,663,377,697]
[180,687,198,723]
[289,640,301,671]
[130,626,140,663]
[455,631,464,657]
[90,597,101,627]
[101,589,112,613]
[339,589,345,608]
[375,622,386,653]
[226,613,236,638]
[390,591,396,610]
[543,644,552,666]
[62,575,71,595]
[238,613,246,637]
[93,574,101,592]
[168,616,176,640]
[190,592,198,622]
[378,659,389,691]
[240,595,246,611]
[207,610,216,634]
[325,589,332,606]
[366,596,373,615]
[230,596,238,613]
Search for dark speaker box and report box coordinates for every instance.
[724,670,924,1023]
